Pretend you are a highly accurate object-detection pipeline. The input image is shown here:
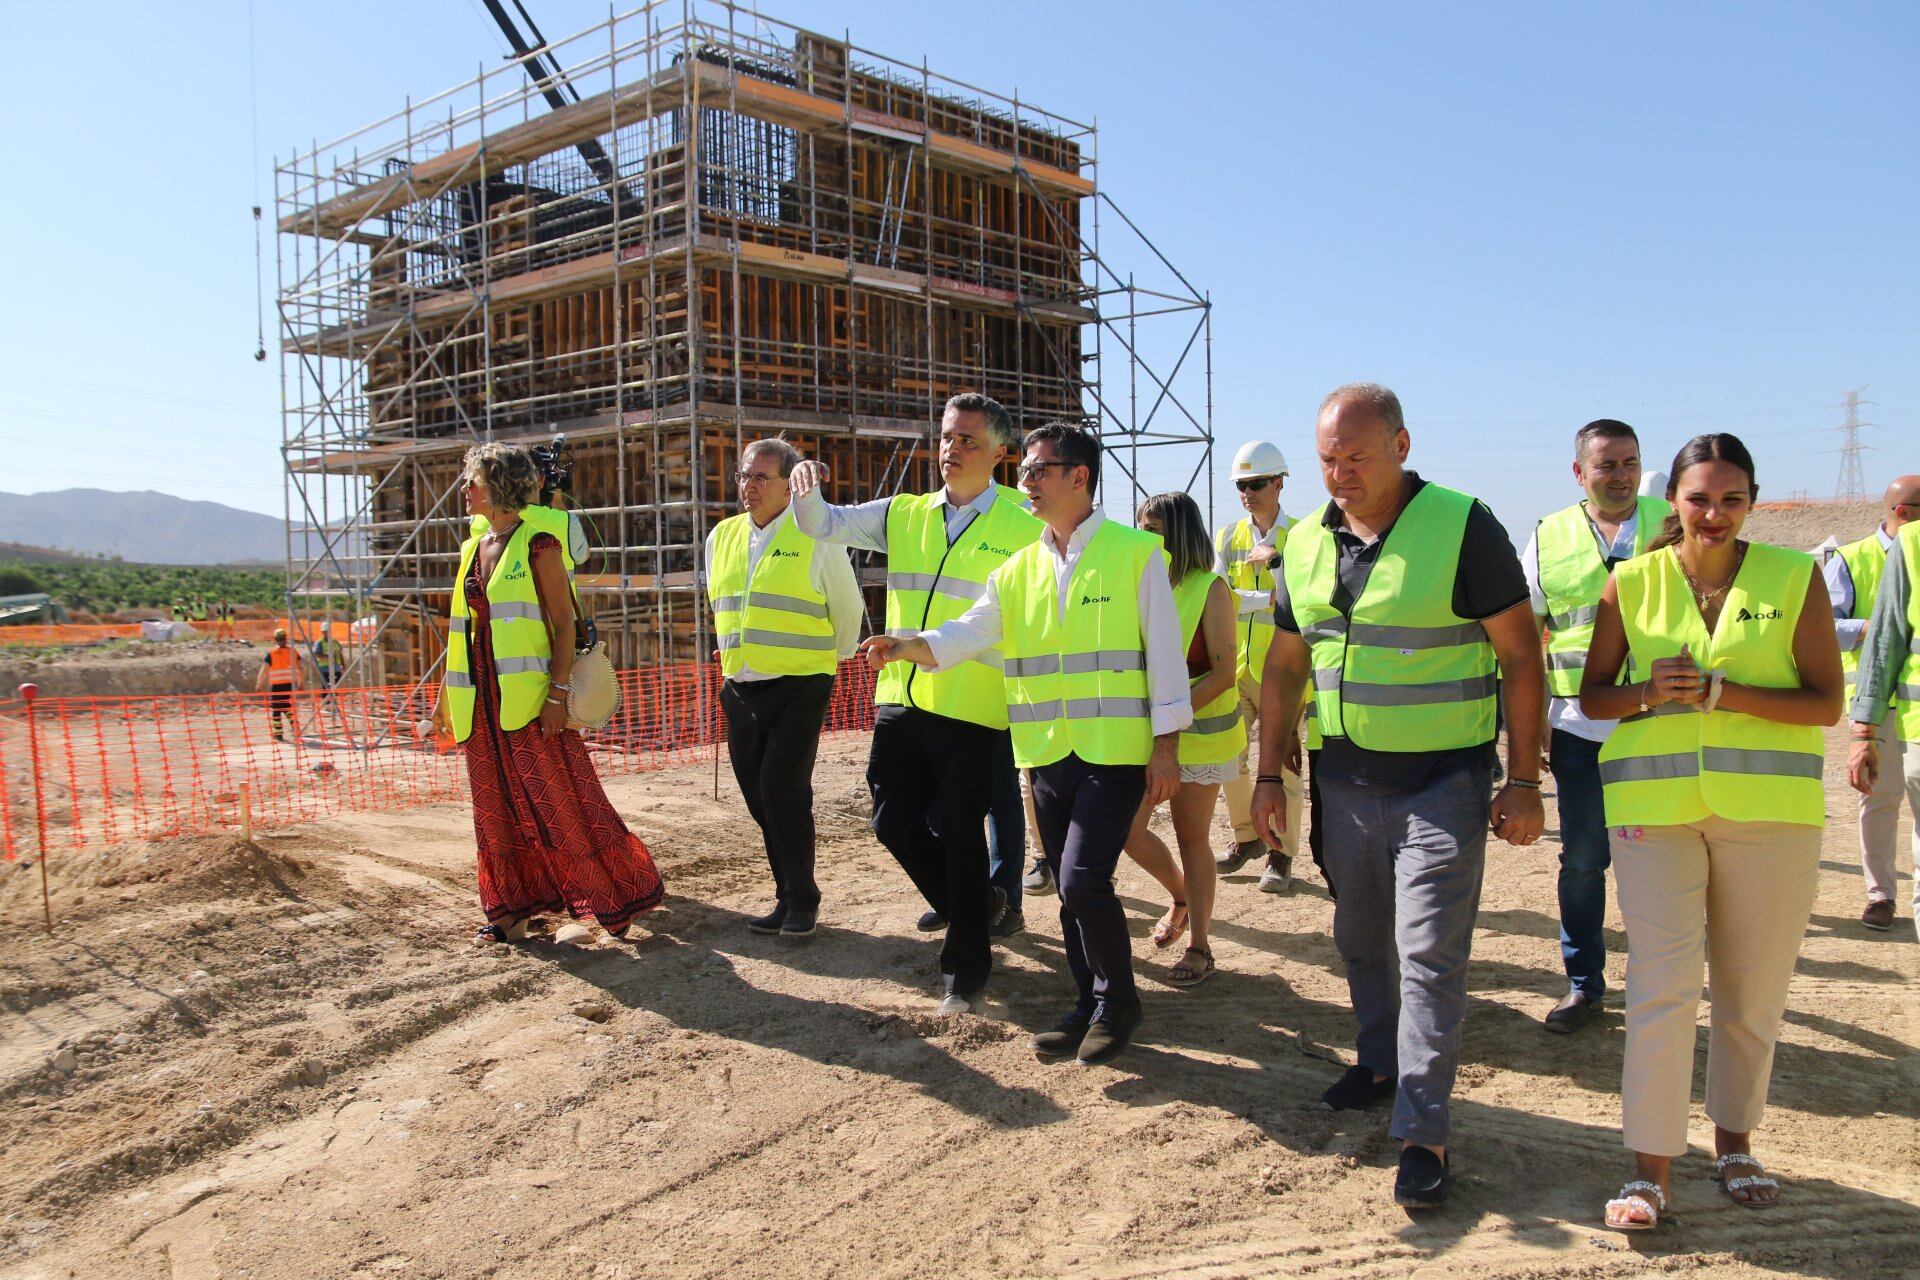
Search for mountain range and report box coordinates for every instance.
[0,490,287,566]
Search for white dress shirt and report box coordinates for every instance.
[917,509,1194,738]
[1823,523,1896,652]
[791,482,1006,552]
[703,504,864,683]
[1522,505,1640,743]
[1213,510,1294,617]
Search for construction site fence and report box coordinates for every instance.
[0,619,357,649]
[0,659,879,864]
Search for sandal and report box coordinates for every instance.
[1152,901,1189,949]
[474,923,510,945]
[1604,1179,1667,1231]
[1166,945,1215,987]
[1715,1153,1780,1209]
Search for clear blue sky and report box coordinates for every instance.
[2,1,1914,543]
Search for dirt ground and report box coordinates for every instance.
[0,640,267,701]
[0,716,1914,1280]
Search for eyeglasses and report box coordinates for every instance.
[1017,460,1074,481]
[735,471,780,485]
[1235,476,1275,493]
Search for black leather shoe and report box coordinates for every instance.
[916,908,948,932]
[1320,1064,1396,1112]
[1543,990,1599,1034]
[780,908,817,939]
[1394,1145,1450,1210]
[1030,1009,1094,1060]
[989,910,1025,939]
[1075,999,1143,1066]
[748,905,786,935]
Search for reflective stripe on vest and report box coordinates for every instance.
[1001,519,1163,769]
[1597,542,1823,826]
[877,486,1042,728]
[1536,496,1670,697]
[1172,570,1247,766]
[1835,533,1886,689]
[1281,483,1497,752]
[707,511,838,678]
[445,521,552,742]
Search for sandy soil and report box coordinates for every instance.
[0,718,1914,1280]
[0,640,267,701]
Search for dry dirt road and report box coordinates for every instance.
[1,729,1915,1280]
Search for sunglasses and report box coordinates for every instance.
[1235,476,1275,493]
[1017,460,1075,481]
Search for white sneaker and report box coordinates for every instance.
[936,992,975,1015]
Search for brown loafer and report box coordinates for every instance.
[1862,900,1895,932]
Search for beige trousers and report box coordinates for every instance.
[1860,719,1920,915]
[1219,670,1302,856]
[1610,814,1821,1157]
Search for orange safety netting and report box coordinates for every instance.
[0,619,355,648]
[0,659,878,861]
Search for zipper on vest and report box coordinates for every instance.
[904,508,976,711]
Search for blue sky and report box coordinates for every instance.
[1,1,1913,543]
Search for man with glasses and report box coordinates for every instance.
[1831,475,1920,933]
[1213,440,1303,892]
[705,438,863,939]
[792,393,1042,1012]
[864,423,1190,1064]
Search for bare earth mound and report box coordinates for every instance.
[0,729,1914,1279]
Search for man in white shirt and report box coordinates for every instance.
[704,439,863,938]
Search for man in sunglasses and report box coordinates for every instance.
[1831,474,1920,934]
[1213,440,1304,892]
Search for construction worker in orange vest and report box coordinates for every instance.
[255,627,303,741]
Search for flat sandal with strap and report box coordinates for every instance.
[1604,1180,1667,1231]
[1166,945,1214,987]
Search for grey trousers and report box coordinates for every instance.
[1319,761,1491,1147]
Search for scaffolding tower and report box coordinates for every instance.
[276,0,1213,690]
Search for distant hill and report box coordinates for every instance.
[0,540,87,564]
[0,490,285,565]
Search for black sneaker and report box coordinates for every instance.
[1394,1145,1450,1210]
[1215,838,1263,873]
[985,886,1009,932]
[916,908,948,932]
[780,908,817,940]
[1320,1064,1396,1112]
[1022,856,1056,897]
[989,910,1025,939]
[1075,999,1143,1066]
[1030,1008,1094,1060]
[748,905,786,935]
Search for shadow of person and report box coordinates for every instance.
[552,895,1069,1129]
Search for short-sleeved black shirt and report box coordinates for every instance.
[1276,472,1529,790]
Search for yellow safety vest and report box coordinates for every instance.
[1282,483,1498,752]
[1537,496,1670,696]
[1835,533,1886,690]
[707,511,838,678]
[1890,523,1920,741]
[1598,543,1822,826]
[879,486,1042,729]
[445,521,552,741]
[1216,514,1294,683]
[1001,520,1164,769]
[1171,570,1247,766]
[471,505,577,572]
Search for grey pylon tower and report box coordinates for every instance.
[1836,387,1869,502]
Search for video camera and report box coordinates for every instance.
[530,433,573,504]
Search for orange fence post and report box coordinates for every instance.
[19,684,51,934]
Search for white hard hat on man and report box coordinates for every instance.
[1232,440,1290,482]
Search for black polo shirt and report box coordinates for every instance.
[1274,472,1529,790]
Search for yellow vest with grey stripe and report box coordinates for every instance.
[1171,570,1247,766]
[878,486,1042,729]
[1834,532,1886,691]
[1215,514,1295,683]
[445,522,551,742]
[1537,496,1671,696]
[471,505,578,572]
[1889,523,1920,741]
[1598,543,1822,826]
[707,512,838,678]
[1282,483,1498,751]
[1001,520,1165,769]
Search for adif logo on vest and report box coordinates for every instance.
[1734,606,1784,622]
[502,564,529,580]
[769,548,801,559]
[1080,593,1111,606]
[976,541,1013,556]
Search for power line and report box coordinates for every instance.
[1835,386,1871,502]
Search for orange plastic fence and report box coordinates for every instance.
[0,618,354,648]
[0,659,879,861]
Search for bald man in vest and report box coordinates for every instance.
[1250,382,1545,1211]
[1829,475,1920,932]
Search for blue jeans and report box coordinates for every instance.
[1550,729,1612,999]
[986,733,1025,904]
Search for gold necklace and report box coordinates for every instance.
[1673,542,1744,609]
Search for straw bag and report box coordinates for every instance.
[565,620,620,731]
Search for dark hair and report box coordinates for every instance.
[1574,418,1638,460]
[1646,433,1758,552]
[1024,421,1102,491]
[1136,491,1211,584]
[943,392,1018,450]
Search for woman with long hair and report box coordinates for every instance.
[437,443,664,943]
[1121,491,1247,986]
[1579,434,1840,1229]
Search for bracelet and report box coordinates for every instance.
[1638,680,1651,713]
[545,693,568,705]
[1505,777,1541,789]
[549,681,572,692]
[1850,725,1878,741]
[1255,774,1288,785]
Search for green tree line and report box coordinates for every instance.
[0,561,288,615]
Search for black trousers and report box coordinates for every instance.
[867,704,1005,995]
[721,673,834,913]
[1031,753,1147,1011]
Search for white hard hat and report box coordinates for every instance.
[1638,470,1668,498]
[1231,440,1289,480]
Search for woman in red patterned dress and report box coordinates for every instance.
[435,443,664,943]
